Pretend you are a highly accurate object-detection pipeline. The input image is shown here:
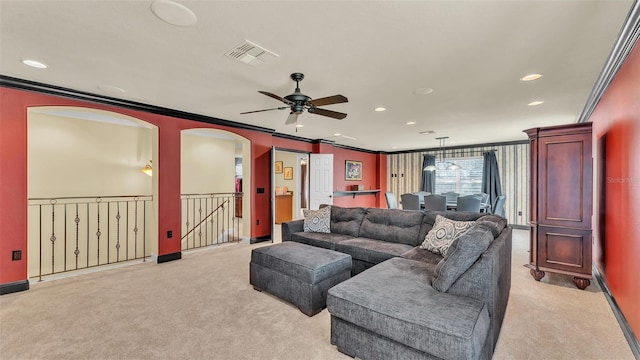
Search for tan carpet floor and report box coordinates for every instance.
[0,229,634,360]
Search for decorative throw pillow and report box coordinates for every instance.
[420,215,476,255]
[432,223,494,292]
[303,206,331,233]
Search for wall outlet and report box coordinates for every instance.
[12,250,22,261]
[256,219,260,225]
[167,230,173,238]
[256,187,265,193]
[518,211,522,216]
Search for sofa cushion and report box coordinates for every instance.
[359,208,425,246]
[335,238,414,265]
[418,211,486,244]
[421,215,476,255]
[303,206,331,233]
[330,205,367,237]
[475,214,507,237]
[291,232,354,251]
[327,257,490,360]
[432,223,495,292]
[401,246,443,268]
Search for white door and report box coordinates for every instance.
[309,154,333,210]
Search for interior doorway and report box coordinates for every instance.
[273,149,309,224]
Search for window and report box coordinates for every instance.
[434,156,483,195]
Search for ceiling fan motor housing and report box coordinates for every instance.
[241,72,348,121]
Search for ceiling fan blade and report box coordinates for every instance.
[309,107,347,119]
[240,107,288,115]
[310,94,348,107]
[258,91,293,105]
[285,112,299,125]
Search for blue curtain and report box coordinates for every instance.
[482,151,503,212]
[421,154,436,193]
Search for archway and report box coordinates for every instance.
[27,106,158,280]
[180,128,251,249]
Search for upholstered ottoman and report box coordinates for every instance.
[250,242,352,316]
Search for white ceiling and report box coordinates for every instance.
[0,0,633,152]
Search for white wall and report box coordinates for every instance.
[28,112,153,198]
[180,132,235,194]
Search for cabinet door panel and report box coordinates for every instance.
[538,133,592,229]
[537,226,592,276]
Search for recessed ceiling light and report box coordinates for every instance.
[520,73,543,81]
[295,124,304,128]
[150,0,197,27]
[528,100,544,106]
[374,107,386,112]
[406,121,416,125]
[97,85,126,95]
[413,87,434,95]
[21,59,47,69]
[333,133,341,136]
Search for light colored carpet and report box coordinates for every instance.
[0,229,634,360]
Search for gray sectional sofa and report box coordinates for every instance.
[281,206,512,360]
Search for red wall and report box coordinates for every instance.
[332,147,382,208]
[0,86,386,286]
[589,40,640,338]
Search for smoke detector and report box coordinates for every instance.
[224,40,279,67]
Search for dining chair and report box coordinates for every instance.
[400,193,421,210]
[493,195,507,217]
[456,195,482,212]
[413,191,431,197]
[385,192,398,209]
[474,193,490,204]
[441,191,460,203]
[474,193,490,212]
[423,194,447,211]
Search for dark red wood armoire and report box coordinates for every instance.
[524,122,593,290]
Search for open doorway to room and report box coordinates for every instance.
[180,129,251,250]
[26,106,158,281]
[273,150,310,226]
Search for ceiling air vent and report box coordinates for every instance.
[419,130,437,135]
[224,40,279,67]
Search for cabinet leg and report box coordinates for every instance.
[572,277,590,290]
[530,269,545,281]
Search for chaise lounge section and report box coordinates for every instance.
[282,206,512,360]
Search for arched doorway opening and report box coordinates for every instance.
[27,106,158,280]
[180,128,251,249]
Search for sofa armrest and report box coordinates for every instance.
[446,226,512,359]
[282,219,304,241]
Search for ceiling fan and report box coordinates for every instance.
[241,73,348,125]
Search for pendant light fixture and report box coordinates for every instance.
[423,137,462,171]
[424,137,446,171]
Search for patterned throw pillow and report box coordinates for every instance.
[420,215,476,255]
[303,206,331,233]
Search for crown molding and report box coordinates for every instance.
[0,75,276,135]
[579,1,640,123]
